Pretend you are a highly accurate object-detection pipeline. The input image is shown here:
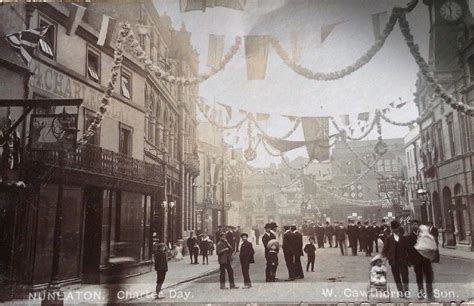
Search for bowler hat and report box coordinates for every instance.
[241,233,248,238]
[390,220,400,229]
[264,223,271,229]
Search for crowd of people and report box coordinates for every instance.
[152,218,441,301]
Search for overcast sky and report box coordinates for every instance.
[153,0,432,166]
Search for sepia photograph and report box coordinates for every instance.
[0,0,473,304]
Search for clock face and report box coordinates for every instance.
[440,1,462,21]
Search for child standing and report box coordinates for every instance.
[192,242,200,264]
[304,237,316,272]
[267,239,279,282]
[239,233,255,288]
[199,235,210,264]
[154,243,168,299]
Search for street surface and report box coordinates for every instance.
[132,238,474,304]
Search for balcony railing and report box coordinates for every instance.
[28,144,163,186]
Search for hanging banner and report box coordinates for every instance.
[244,35,270,80]
[357,112,370,121]
[302,116,330,161]
[371,11,388,41]
[66,4,86,36]
[97,15,117,47]
[207,34,225,69]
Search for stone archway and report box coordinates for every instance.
[442,187,456,246]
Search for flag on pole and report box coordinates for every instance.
[244,35,270,80]
[6,26,49,65]
[97,15,117,47]
[66,4,86,36]
[371,11,388,41]
[207,34,225,69]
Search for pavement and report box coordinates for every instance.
[6,254,220,305]
[439,247,474,261]
[133,237,474,304]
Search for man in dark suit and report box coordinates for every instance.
[335,221,347,255]
[370,221,380,253]
[292,225,304,279]
[254,226,260,245]
[382,220,409,298]
[360,220,370,256]
[346,219,358,256]
[154,243,168,299]
[282,225,295,281]
[406,220,434,300]
[262,223,276,282]
[186,232,198,264]
[324,222,334,247]
[239,233,255,288]
[315,222,325,248]
[216,233,239,290]
[356,221,364,251]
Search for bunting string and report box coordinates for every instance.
[330,113,379,141]
[379,110,419,126]
[260,136,282,157]
[262,171,300,189]
[251,116,301,140]
[280,152,314,171]
[124,25,242,85]
[268,9,399,81]
[398,13,474,117]
[196,98,248,129]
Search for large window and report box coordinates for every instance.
[120,69,132,99]
[119,123,133,156]
[38,17,55,58]
[87,47,100,83]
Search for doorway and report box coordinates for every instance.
[82,187,103,283]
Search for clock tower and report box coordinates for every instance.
[423,0,470,76]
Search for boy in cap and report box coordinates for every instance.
[154,243,168,299]
[267,239,279,282]
[304,237,317,272]
[239,233,255,288]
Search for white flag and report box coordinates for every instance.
[97,15,117,47]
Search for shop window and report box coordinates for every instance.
[84,108,100,145]
[38,18,55,58]
[119,123,133,156]
[120,70,132,99]
[87,48,100,83]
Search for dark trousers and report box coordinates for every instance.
[334,236,338,247]
[390,263,409,294]
[366,239,373,256]
[338,239,346,255]
[267,264,277,281]
[294,255,304,278]
[241,261,251,286]
[358,238,363,251]
[326,234,332,247]
[414,258,434,298]
[202,254,208,264]
[317,236,324,248]
[193,251,199,263]
[156,271,167,294]
[284,252,295,279]
[350,238,358,255]
[189,252,194,263]
[306,255,315,271]
[219,263,235,288]
[373,238,379,252]
[236,240,240,252]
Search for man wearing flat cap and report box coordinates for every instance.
[382,220,410,298]
[239,233,255,288]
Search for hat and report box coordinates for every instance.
[270,222,278,229]
[283,225,290,230]
[370,254,383,264]
[290,224,297,230]
[241,233,248,238]
[267,239,279,249]
[390,220,400,229]
[409,219,420,224]
[264,223,271,229]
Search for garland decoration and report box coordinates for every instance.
[125,27,242,85]
[262,171,300,189]
[379,110,419,126]
[398,13,474,117]
[260,135,282,157]
[251,116,301,140]
[80,23,129,144]
[313,182,389,206]
[269,9,399,81]
[374,110,388,156]
[280,152,314,171]
[330,113,379,141]
[244,120,257,161]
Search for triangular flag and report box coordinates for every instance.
[371,11,388,41]
[361,126,366,133]
[349,127,355,135]
[340,114,350,126]
[256,113,270,121]
[244,35,270,80]
[97,15,117,47]
[389,102,395,108]
[321,21,342,44]
[66,4,86,36]
[207,34,225,69]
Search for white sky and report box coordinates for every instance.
[153,0,432,166]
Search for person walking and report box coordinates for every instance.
[406,220,435,300]
[382,220,410,299]
[216,233,239,290]
[254,226,260,245]
[199,235,209,264]
[292,225,304,279]
[282,225,295,281]
[304,237,316,272]
[335,221,347,256]
[324,222,334,248]
[346,219,358,256]
[315,222,325,248]
[153,243,168,299]
[262,223,277,282]
[186,232,198,264]
[239,233,255,288]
